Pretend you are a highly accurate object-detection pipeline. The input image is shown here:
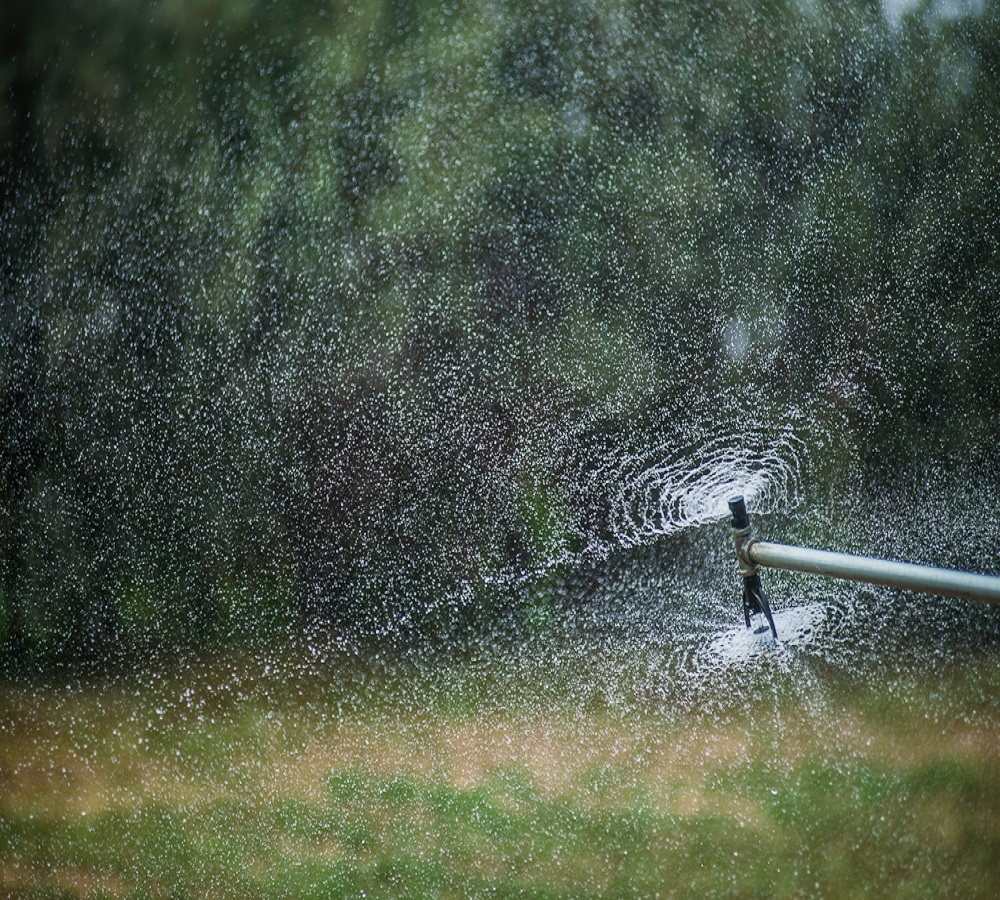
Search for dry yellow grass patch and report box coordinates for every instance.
[1,862,131,899]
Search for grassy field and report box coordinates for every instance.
[1,643,999,898]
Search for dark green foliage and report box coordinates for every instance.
[2,0,1000,670]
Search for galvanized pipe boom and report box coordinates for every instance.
[727,495,1000,639]
[746,540,1000,605]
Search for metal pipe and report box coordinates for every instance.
[747,540,1000,605]
[726,494,1000,640]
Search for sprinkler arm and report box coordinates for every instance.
[727,497,1000,635]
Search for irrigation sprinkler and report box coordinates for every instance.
[727,495,1000,639]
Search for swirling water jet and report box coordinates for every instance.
[608,422,807,549]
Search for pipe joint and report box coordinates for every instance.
[731,526,759,579]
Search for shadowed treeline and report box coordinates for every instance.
[2,0,999,671]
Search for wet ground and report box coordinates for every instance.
[2,603,999,898]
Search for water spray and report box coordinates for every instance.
[727,496,1000,639]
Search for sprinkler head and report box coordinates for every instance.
[741,572,776,639]
[729,496,750,530]
[728,495,777,640]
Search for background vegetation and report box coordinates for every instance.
[2,0,999,671]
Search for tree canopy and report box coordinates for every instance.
[2,0,999,671]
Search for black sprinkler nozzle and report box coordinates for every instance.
[729,496,750,530]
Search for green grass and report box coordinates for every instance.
[3,761,998,898]
[2,648,999,897]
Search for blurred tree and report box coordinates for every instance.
[1,0,998,671]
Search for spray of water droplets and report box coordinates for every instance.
[608,426,806,547]
[481,407,812,591]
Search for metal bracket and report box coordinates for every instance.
[731,524,759,578]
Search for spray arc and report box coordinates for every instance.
[727,496,1000,640]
